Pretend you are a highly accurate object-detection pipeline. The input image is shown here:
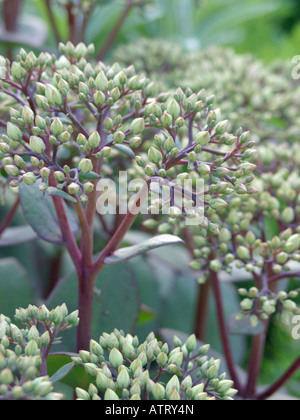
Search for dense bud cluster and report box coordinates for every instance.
[0,304,79,400]
[185,142,300,327]
[113,39,300,143]
[73,330,237,400]
[0,44,255,228]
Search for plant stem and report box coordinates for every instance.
[3,0,22,32]
[210,268,242,392]
[76,269,97,351]
[97,0,135,61]
[44,0,61,45]
[195,281,210,341]
[0,197,20,236]
[255,356,300,400]
[245,322,269,398]
[2,0,22,60]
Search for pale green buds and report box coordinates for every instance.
[210,259,222,272]
[130,118,145,135]
[195,131,210,146]
[185,334,197,353]
[0,369,13,385]
[96,71,109,91]
[50,118,64,137]
[4,165,19,177]
[210,198,228,212]
[117,367,130,389]
[7,122,23,142]
[68,183,80,195]
[88,131,101,149]
[240,299,253,311]
[215,120,231,135]
[167,98,181,119]
[94,91,106,106]
[105,389,119,401]
[29,136,46,154]
[22,172,37,185]
[152,383,165,400]
[282,207,295,224]
[45,85,63,106]
[109,348,123,369]
[237,246,251,260]
[78,158,93,174]
[148,147,163,164]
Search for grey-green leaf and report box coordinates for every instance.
[19,181,79,244]
[50,362,75,385]
[0,226,37,246]
[47,187,78,203]
[104,234,184,264]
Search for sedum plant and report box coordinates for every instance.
[113,39,300,143]
[0,304,236,401]
[0,304,79,400]
[74,329,237,401]
[0,44,256,355]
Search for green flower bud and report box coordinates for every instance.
[30,136,46,154]
[11,62,27,80]
[210,198,228,212]
[94,91,106,106]
[7,122,23,142]
[282,207,295,224]
[237,246,251,260]
[68,183,80,195]
[0,368,13,385]
[148,147,162,164]
[210,259,222,272]
[76,388,90,401]
[54,171,65,182]
[195,131,210,146]
[95,71,109,91]
[88,131,101,149]
[129,137,142,148]
[167,98,181,119]
[22,172,37,185]
[117,367,130,389]
[45,85,63,106]
[104,389,119,401]
[215,120,231,135]
[50,118,64,136]
[113,131,125,144]
[161,112,173,127]
[130,118,145,135]
[217,380,234,394]
[4,165,19,177]
[25,340,39,356]
[185,334,197,353]
[109,348,123,369]
[196,164,210,178]
[78,158,93,174]
[152,383,165,400]
[240,298,253,311]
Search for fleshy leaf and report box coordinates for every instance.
[104,234,184,264]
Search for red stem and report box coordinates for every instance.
[256,356,300,400]
[97,0,135,61]
[0,197,20,236]
[211,268,243,392]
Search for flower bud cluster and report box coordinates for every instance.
[0,44,254,229]
[73,330,237,401]
[0,303,79,400]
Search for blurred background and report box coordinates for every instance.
[1,0,300,400]
[0,0,300,62]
